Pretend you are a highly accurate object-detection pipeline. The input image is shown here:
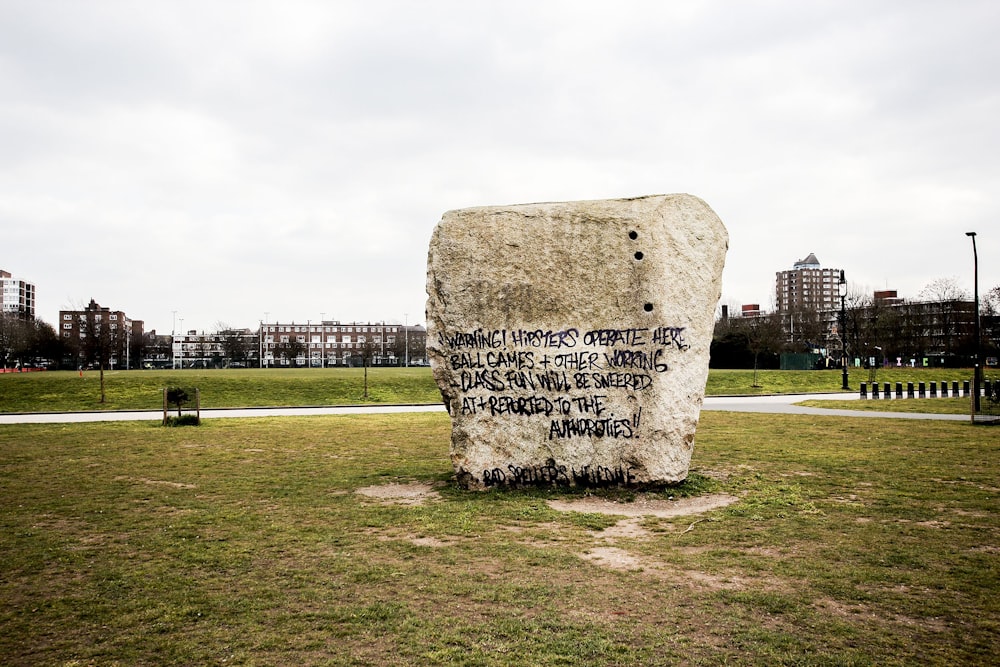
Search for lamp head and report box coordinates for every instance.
[966,231,976,237]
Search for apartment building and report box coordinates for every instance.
[58,299,144,369]
[774,253,843,313]
[172,328,259,368]
[1,269,36,319]
[260,321,427,368]
[169,321,429,368]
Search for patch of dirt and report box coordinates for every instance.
[829,493,864,504]
[547,493,738,519]
[581,547,645,571]
[368,529,455,548]
[355,482,440,505]
[680,570,755,590]
[114,476,196,489]
[814,597,949,633]
[409,536,451,547]
[578,547,771,592]
[595,517,653,540]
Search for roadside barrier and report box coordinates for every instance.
[859,380,981,400]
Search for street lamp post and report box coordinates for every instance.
[839,270,849,390]
[171,310,177,369]
[966,232,981,412]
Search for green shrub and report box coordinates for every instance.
[162,414,201,427]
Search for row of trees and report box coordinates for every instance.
[0,311,136,402]
[0,316,62,369]
[713,279,1000,377]
[1,316,425,372]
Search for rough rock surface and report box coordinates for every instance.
[425,194,728,490]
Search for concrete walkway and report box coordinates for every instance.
[0,394,969,424]
[701,393,968,421]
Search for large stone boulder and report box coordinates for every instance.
[425,194,728,490]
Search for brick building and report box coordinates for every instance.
[774,253,843,313]
[171,328,259,369]
[59,299,144,369]
[260,321,426,367]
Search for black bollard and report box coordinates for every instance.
[952,381,960,397]
[860,382,867,399]
[963,380,970,397]
[919,382,926,398]
[940,382,948,398]
[884,382,891,399]
[930,381,937,398]
[896,382,903,399]
[907,382,915,399]
[872,382,880,398]
[986,380,993,400]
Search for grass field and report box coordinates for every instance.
[1,411,996,665]
[0,367,985,413]
[799,397,973,415]
[0,368,443,413]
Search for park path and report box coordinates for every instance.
[0,394,968,424]
[701,392,968,421]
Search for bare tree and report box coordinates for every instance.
[273,338,305,367]
[0,313,29,368]
[390,331,407,366]
[743,313,784,387]
[216,324,254,367]
[983,285,1000,317]
[81,311,114,403]
[918,276,971,303]
[785,304,826,354]
[359,337,377,399]
[842,288,873,366]
[918,276,974,356]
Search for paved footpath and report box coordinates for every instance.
[701,393,968,421]
[0,394,968,424]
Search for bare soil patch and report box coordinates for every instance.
[354,482,440,505]
[114,476,196,489]
[547,493,738,518]
[594,517,653,540]
[581,546,645,571]
[368,529,455,548]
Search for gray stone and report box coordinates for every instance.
[425,194,728,490]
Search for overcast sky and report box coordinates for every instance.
[2,0,998,334]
